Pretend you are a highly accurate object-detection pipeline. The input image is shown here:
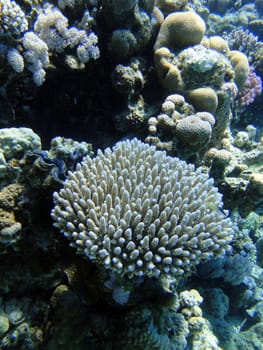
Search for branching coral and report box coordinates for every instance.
[237,67,262,107]
[0,0,28,35]
[52,138,235,280]
[224,28,263,66]
[34,5,100,62]
[1,2,100,86]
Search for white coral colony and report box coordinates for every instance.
[51,139,235,279]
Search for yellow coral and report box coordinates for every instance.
[229,50,249,90]
[185,88,218,114]
[202,36,230,54]
[154,11,206,51]
[154,47,185,92]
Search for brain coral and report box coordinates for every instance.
[175,115,213,146]
[52,139,235,279]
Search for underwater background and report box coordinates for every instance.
[0,0,263,349]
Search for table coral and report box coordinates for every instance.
[0,2,263,349]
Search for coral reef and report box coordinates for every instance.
[205,2,260,36]
[224,28,263,72]
[0,0,28,35]
[145,92,231,162]
[48,136,93,170]
[156,0,189,15]
[45,282,190,350]
[98,0,157,58]
[0,1,263,349]
[34,5,100,64]
[200,127,263,216]
[0,127,41,161]
[149,9,257,164]
[153,10,244,101]
[207,0,233,15]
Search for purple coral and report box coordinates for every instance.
[237,67,262,107]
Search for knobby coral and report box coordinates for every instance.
[52,139,235,280]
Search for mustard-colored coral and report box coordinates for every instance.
[154,11,206,51]
[229,50,249,89]
[202,36,230,54]
[154,47,185,92]
[185,88,218,114]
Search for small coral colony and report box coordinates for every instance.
[0,0,263,349]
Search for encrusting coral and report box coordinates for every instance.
[52,138,235,280]
[0,184,24,253]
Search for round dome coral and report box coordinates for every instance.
[154,11,206,51]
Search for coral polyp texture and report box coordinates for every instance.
[52,138,235,279]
